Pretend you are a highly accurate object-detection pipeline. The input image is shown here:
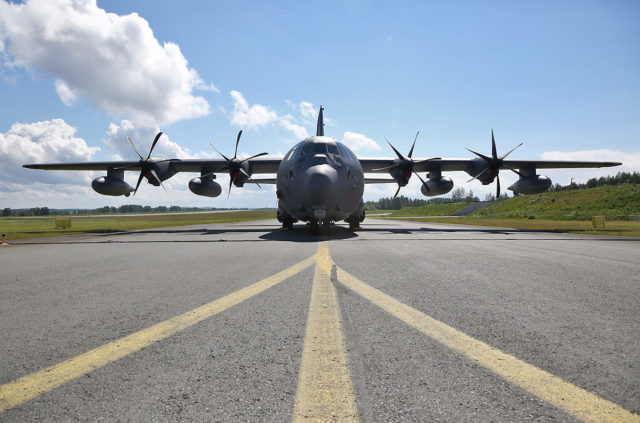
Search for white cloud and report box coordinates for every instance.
[229,92,312,139]
[342,131,382,151]
[299,101,316,120]
[229,91,278,129]
[0,0,214,126]
[0,119,99,185]
[105,120,197,160]
[279,114,309,139]
[55,80,77,106]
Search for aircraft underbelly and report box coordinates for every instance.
[276,164,363,222]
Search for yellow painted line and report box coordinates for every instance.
[335,266,639,423]
[293,242,359,422]
[0,255,316,413]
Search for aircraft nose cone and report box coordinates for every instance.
[307,165,337,206]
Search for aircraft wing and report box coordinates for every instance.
[24,157,283,174]
[359,158,622,174]
[169,158,281,174]
[23,161,144,171]
[500,160,622,169]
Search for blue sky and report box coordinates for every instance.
[0,0,638,209]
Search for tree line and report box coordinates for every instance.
[365,188,482,210]
[548,171,639,192]
[1,205,223,217]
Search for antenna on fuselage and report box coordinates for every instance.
[316,106,324,136]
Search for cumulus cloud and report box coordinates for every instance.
[298,101,316,120]
[0,0,215,126]
[229,91,278,129]
[105,120,196,160]
[341,131,381,151]
[0,119,99,185]
[229,92,313,139]
[279,114,309,139]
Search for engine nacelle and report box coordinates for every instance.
[92,176,134,196]
[420,176,454,197]
[188,177,222,197]
[508,175,551,195]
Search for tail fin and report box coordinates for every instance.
[316,106,324,136]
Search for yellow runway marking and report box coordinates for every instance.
[335,266,640,423]
[0,255,315,413]
[293,242,359,422]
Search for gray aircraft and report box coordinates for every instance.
[24,106,621,234]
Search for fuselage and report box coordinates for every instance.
[275,136,364,223]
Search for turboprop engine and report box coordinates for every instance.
[508,175,551,195]
[420,175,454,197]
[92,176,134,196]
[188,177,222,197]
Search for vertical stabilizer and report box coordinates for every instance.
[316,106,324,136]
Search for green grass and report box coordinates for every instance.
[376,184,640,236]
[472,184,640,220]
[378,202,471,217]
[0,210,275,240]
[396,217,640,237]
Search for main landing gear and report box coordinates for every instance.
[277,210,294,231]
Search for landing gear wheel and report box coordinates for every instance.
[310,219,319,235]
[321,219,331,234]
[347,216,360,231]
[283,216,294,231]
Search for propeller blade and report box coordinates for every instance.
[385,138,406,161]
[133,171,145,195]
[408,131,419,158]
[149,169,166,191]
[127,136,143,160]
[413,157,441,165]
[234,130,242,159]
[467,167,489,182]
[248,179,262,189]
[227,176,233,200]
[491,130,497,160]
[239,152,268,163]
[413,171,429,192]
[147,132,163,159]
[499,142,523,160]
[371,163,400,171]
[496,175,501,198]
[239,168,251,179]
[504,166,525,178]
[465,147,491,162]
[393,185,402,198]
[209,142,231,162]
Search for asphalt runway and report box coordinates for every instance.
[1,218,638,422]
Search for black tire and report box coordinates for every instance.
[310,219,319,235]
[282,214,294,230]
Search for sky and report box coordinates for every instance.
[0,0,638,209]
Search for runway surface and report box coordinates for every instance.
[1,218,638,422]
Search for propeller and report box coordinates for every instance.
[466,130,524,197]
[208,130,268,199]
[125,132,170,195]
[372,131,440,198]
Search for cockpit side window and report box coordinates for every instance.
[337,143,357,161]
[285,147,296,161]
[327,143,339,156]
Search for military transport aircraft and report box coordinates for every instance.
[24,106,621,234]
